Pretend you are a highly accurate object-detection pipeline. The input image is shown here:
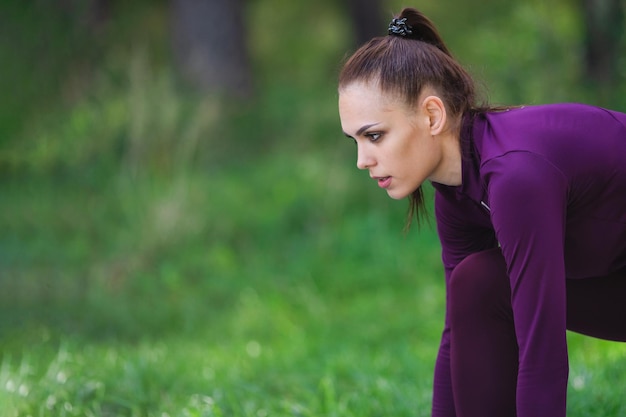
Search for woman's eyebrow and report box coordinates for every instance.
[343,122,381,138]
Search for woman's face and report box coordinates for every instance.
[338,82,445,200]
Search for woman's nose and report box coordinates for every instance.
[356,145,374,170]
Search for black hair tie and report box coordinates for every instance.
[388,17,413,37]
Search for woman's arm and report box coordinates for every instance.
[432,189,497,417]
[484,151,570,417]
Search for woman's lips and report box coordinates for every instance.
[377,177,392,189]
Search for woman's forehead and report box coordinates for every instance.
[339,81,405,107]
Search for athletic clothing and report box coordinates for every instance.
[430,104,626,417]
[433,247,626,417]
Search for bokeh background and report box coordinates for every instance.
[1,1,626,416]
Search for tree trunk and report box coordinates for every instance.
[345,0,385,46]
[580,0,624,89]
[57,0,110,31]
[171,0,252,98]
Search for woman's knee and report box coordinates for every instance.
[449,248,510,317]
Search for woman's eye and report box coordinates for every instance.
[367,133,382,142]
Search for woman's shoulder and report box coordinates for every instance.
[481,102,625,125]
[472,103,625,167]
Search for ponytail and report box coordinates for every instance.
[389,8,451,57]
[339,8,478,228]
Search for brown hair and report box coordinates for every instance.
[338,8,478,227]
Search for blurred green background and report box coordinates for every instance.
[1,1,625,416]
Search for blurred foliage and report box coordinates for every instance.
[1,0,625,359]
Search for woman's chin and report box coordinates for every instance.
[386,189,410,200]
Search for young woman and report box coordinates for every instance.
[338,7,626,417]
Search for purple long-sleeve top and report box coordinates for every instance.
[431,103,626,416]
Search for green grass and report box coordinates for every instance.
[0,149,445,416]
[2,149,626,416]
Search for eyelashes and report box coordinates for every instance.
[366,132,382,142]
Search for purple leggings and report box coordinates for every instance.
[433,248,626,417]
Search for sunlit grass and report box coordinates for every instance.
[0,325,437,417]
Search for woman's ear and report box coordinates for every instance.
[422,95,447,135]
